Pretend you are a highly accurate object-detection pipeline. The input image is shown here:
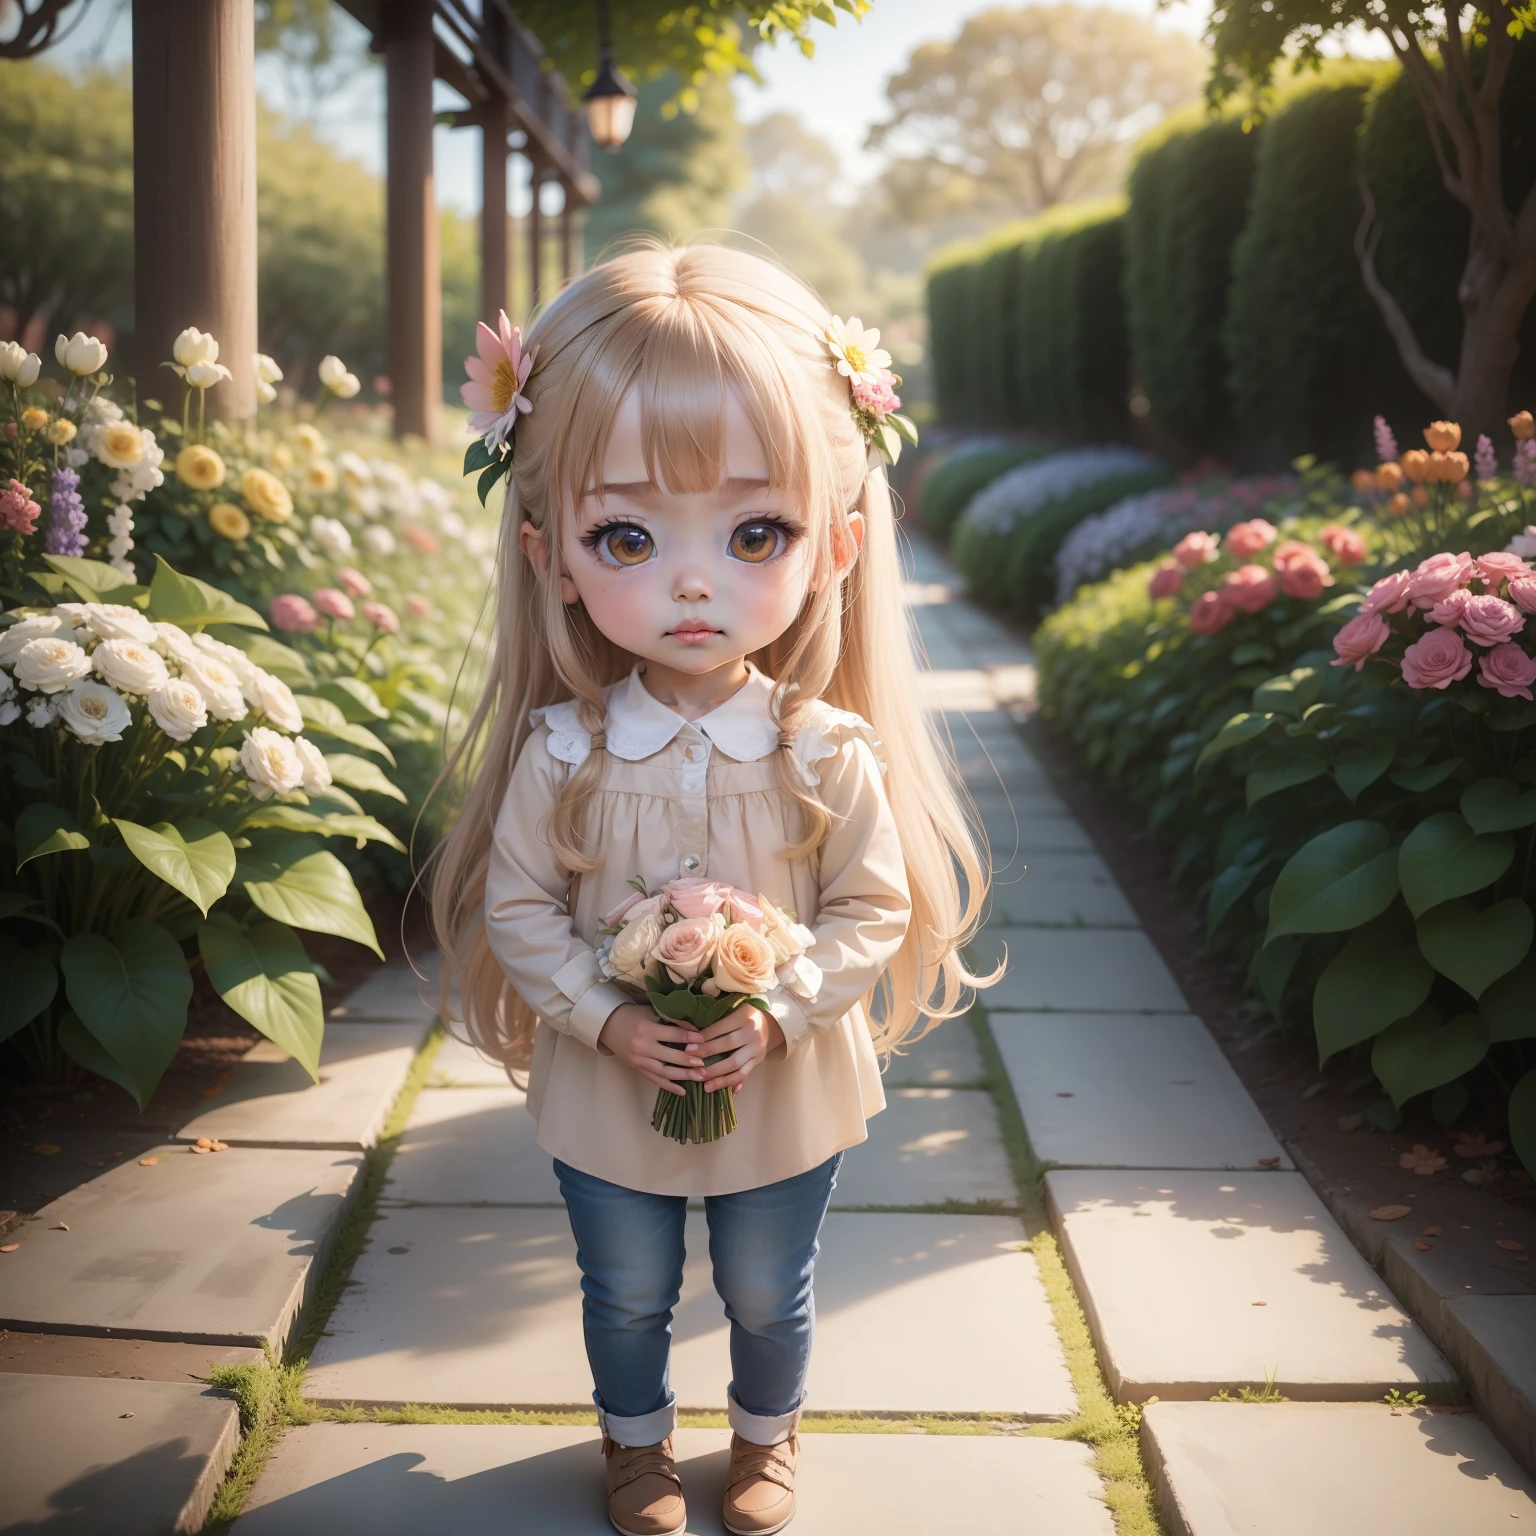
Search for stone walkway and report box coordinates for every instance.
[4,540,1536,1533]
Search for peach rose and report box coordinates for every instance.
[662,878,731,921]
[1331,612,1390,672]
[725,888,765,929]
[1478,642,1536,700]
[759,895,815,964]
[1189,590,1234,635]
[1475,552,1531,591]
[1361,570,1413,615]
[1148,562,1184,600]
[1408,551,1474,609]
[709,922,779,996]
[1221,564,1279,613]
[1319,524,1367,566]
[1224,519,1278,558]
[1400,627,1473,690]
[607,908,667,987]
[651,915,722,982]
[1171,531,1218,569]
[1460,594,1525,648]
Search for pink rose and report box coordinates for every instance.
[312,587,355,621]
[1275,549,1333,601]
[662,877,730,921]
[1400,626,1473,690]
[1222,564,1280,613]
[851,367,900,415]
[1428,588,1473,627]
[725,888,765,929]
[337,566,373,597]
[1148,562,1185,600]
[1362,570,1413,615]
[1224,519,1278,558]
[1271,539,1315,572]
[1478,642,1536,701]
[1460,594,1525,648]
[1408,551,1475,609]
[1331,611,1390,671]
[1319,524,1367,566]
[1509,575,1536,615]
[1189,590,1234,635]
[1171,531,1219,570]
[405,593,431,618]
[361,601,399,633]
[270,593,320,633]
[1475,551,1531,591]
[651,915,721,982]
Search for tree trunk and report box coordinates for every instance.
[1453,225,1536,434]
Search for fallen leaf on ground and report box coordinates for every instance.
[1400,1145,1447,1176]
[32,1144,59,1156]
[195,1138,213,1148]
[1337,1114,1365,1132]
[1371,1205,1412,1221]
[0,1244,18,1253]
[189,1145,209,1154]
[212,1140,229,1152]
[1423,1226,1441,1237]
[1496,1239,1526,1253]
[1414,1241,1432,1251]
[138,1157,158,1166]
[1258,1156,1280,1168]
[1251,1300,1267,1306]
[201,1087,220,1098]
[1453,1132,1507,1159]
[119,1412,133,1419]
[53,1223,68,1231]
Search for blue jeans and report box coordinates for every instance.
[553,1154,841,1447]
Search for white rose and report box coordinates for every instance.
[26,697,56,727]
[60,602,157,645]
[151,621,200,666]
[759,895,816,964]
[361,525,396,558]
[173,328,220,368]
[310,515,354,560]
[183,656,247,721]
[294,735,331,794]
[57,680,131,744]
[335,450,372,488]
[93,637,169,696]
[318,355,349,389]
[0,700,18,726]
[0,341,41,387]
[15,637,93,694]
[55,331,108,376]
[186,359,233,389]
[333,371,361,399]
[777,953,823,1001]
[192,631,257,683]
[608,910,666,987]
[255,352,283,386]
[241,726,304,800]
[147,678,208,742]
[243,668,303,732]
[0,614,63,666]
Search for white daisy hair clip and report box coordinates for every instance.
[823,315,918,464]
[461,310,536,504]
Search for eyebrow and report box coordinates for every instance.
[589,477,773,500]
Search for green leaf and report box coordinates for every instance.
[463,437,497,476]
[146,555,267,631]
[1417,898,1533,999]
[876,421,902,463]
[1265,821,1400,944]
[1254,933,1307,1020]
[198,915,323,1079]
[1196,711,1274,770]
[238,804,407,852]
[0,936,57,1044]
[238,835,382,956]
[1509,1070,1536,1178]
[316,678,389,723]
[207,628,313,688]
[1460,777,1536,834]
[1313,928,1435,1062]
[295,695,396,765]
[476,457,509,506]
[323,753,407,803]
[891,412,920,446]
[0,892,41,922]
[1229,642,1275,667]
[113,817,236,916]
[1480,952,1536,1042]
[15,804,91,869]
[60,921,192,1109]
[1333,740,1395,804]
[57,1011,142,1104]
[41,553,141,601]
[1398,812,1514,918]
[1391,760,1463,793]
[1252,667,1323,719]
[1431,1080,1469,1128]
[1207,860,1262,940]
[1372,1006,1489,1109]
[1246,749,1328,808]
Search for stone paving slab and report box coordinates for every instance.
[1140,1401,1536,1535]
[305,1209,1074,1418]
[1442,1295,1536,1475]
[0,1329,262,1383]
[975,811,1097,856]
[986,853,1140,928]
[1045,1170,1453,1401]
[0,1145,362,1347]
[382,1087,560,1206]
[833,1089,1015,1209]
[0,1372,240,1534]
[972,928,1189,1013]
[426,1033,513,1087]
[232,1424,1111,1535]
[328,958,440,1024]
[882,1016,986,1086]
[991,1012,1290,1171]
[172,1022,428,1151]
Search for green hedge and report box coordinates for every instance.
[918,445,1047,540]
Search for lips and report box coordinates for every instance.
[668,620,720,644]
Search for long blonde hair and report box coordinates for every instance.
[428,243,992,1070]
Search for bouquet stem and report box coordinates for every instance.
[651,1021,739,1144]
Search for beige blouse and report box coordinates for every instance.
[485,664,911,1195]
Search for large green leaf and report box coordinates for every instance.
[1333,740,1395,804]
[1460,777,1536,835]
[1397,812,1514,919]
[1312,927,1434,1062]
[295,695,396,765]
[0,936,58,1044]
[1252,667,1324,719]
[1510,1070,1536,1179]
[1372,1006,1489,1109]
[15,804,91,869]
[146,555,267,631]
[1480,954,1536,1042]
[60,920,192,1108]
[238,803,407,852]
[1196,711,1274,770]
[198,915,323,1079]
[56,1011,141,1104]
[1265,821,1400,944]
[1206,860,1263,940]
[1246,749,1327,808]
[1417,898,1533,999]
[113,817,236,916]
[316,678,389,723]
[41,553,142,601]
[323,753,407,803]
[207,627,313,688]
[1391,760,1463,793]
[238,835,382,956]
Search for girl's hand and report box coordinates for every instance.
[691,1003,785,1095]
[598,1002,705,1096]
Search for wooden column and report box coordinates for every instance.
[560,185,580,284]
[132,0,257,419]
[527,158,546,316]
[481,102,509,324]
[382,0,439,441]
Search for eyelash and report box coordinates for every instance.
[578,516,803,568]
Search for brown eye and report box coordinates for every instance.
[599,526,655,567]
[729,521,784,564]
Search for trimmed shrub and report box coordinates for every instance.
[918,444,1047,540]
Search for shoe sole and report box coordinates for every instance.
[723,1512,795,1536]
[609,1515,686,1536]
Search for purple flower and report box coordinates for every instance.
[1476,434,1499,481]
[46,467,87,556]
[1516,440,1536,491]
[1373,415,1399,464]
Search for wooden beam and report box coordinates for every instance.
[132,0,258,420]
[561,187,580,285]
[527,159,546,316]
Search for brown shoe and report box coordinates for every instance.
[722,1431,798,1535]
[604,1436,686,1536]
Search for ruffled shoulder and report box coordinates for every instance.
[790,703,887,788]
[528,700,591,768]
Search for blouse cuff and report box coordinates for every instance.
[763,987,812,1057]
[552,950,630,1051]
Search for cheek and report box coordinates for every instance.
[727,546,813,624]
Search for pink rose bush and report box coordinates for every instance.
[598,878,820,1144]
[1224,519,1277,557]
[1148,562,1184,600]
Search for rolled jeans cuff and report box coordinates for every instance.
[727,1386,802,1446]
[597,1392,677,1447]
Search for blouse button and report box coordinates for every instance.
[681,855,701,873]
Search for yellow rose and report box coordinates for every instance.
[98,421,145,468]
[240,466,293,523]
[294,424,325,455]
[176,443,227,490]
[20,407,49,431]
[208,502,252,541]
[305,459,337,493]
[710,922,779,995]
[46,418,77,445]
[270,443,295,470]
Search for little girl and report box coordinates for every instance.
[432,245,988,1536]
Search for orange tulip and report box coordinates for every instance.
[1511,410,1535,442]
[1442,450,1469,484]
[1400,449,1430,483]
[1376,462,1403,492]
[1424,421,1461,452]
[1386,492,1411,517]
[1411,485,1431,507]
[1351,468,1376,493]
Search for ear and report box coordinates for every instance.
[833,509,866,581]
[520,521,580,604]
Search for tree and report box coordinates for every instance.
[1206,0,1536,432]
[867,5,1206,222]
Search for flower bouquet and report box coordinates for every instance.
[598,878,821,1144]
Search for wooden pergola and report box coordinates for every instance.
[4,0,598,439]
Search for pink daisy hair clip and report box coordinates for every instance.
[822,315,918,464]
[460,310,536,505]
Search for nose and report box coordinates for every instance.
[672,563,711,604]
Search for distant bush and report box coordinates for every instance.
[918,444,1047,540]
